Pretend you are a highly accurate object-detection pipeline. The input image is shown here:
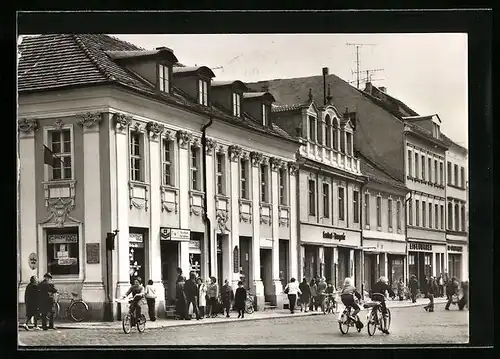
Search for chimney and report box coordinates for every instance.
[322,67,329,105]
[379,86,387,93]
[364,81,373,94]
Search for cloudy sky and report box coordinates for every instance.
[118,34,464,147]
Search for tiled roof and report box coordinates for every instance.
[368,84,420,118]
[359,153,406,190]
[243,92,267,98]
[271,103,303,113]
[18,34,296,144]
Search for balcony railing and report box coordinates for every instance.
[300,142,360,174]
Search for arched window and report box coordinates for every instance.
[325,115,332,148]
[332,118,338,150]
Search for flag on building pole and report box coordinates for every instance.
[43,145,64,167]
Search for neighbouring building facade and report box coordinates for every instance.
[17,34,301,319]
[444,139,468,281]
[270,89,366,291]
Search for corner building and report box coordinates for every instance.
[17,34,300,319]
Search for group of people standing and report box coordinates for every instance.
[174,268,248,320]
[283,276,336,314]
[23,273,58,331]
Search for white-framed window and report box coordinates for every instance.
[346,132,353,156]
[435,204,439,229]
[130,131,143,182]
[198,79,209,106]
[325,115,332,148]
[396,200,402,230]
[376,195,382,227]
[216,153,225,195]
[434,159,438,184]
[421,155,425,180]
[460,167,465,189]
[240,159,249,199]
[46,127,73,180]
[158,63,170,93]
[317,118,323,145]
[323,183,330,218]
[279,168,287,205]
[428,158,432,182]
[440,161,444,185]
[454,164,459,187]
[353,190,360,223]
[308,179,316,216]
[233,92,241,117]
[414,153,419,179]
[364,193,370,226]
[440,204,445,230]
[408,199,413,226]
[461,204,466,232]
[260,164,269,203]
[46,227,79,276]
[308,116,316,142]
[415,200,420,226]
[428,202,433,228]
[454,203,460,231]
[338,187,345,221]
[162,138,173,186]
[408,149,413,177]
[447,202,453,230]
[388,198,393,229]
[262,104,269,126]
[422,201,426,227]
[447,161,452,185]
[332,119,338,150]
[190,145,201,190]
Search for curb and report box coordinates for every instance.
[18,298,449,330]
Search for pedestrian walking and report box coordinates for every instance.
[234,281,247,318]
[144,279,157,321]
[221,279,234,318]
[175,275,187,319]
[298,278,311,312]
[443,272,450,299]
[38,273,57,330]
[445,276,459,310]
[397,278,404,301]
[197,277,207,319]
[458,280,468,310]
[317,277,327,311]
[438,274,444,297]
[284,278,301,314]
[309,278,318,311]
[23,275,40,331]
[409,275,419,303]
[206,277,219,318]
[184,272,200,320]
[424,276,437,312]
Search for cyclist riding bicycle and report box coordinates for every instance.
[122,277,145,321]
[370,276,395,334]
[340,277,363,329]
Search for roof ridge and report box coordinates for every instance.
[72,34,115,81]
[106,34,145,51]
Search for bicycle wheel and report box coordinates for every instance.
[245,302,254,314]
[69,301,88,322]
[383,308,392,331]
[367,311,377,336]
[51,302,60,320]
[122,314,132,334]
[137,314,146,332]
[338,311,350,334]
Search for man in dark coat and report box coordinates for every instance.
[175,275,187,319]
[408,275,419,303]
[445,277,459,310]
[424,276,437,312]
[458,280,468,310]
[38,273,57,330]
[23,275,40,330]
[221,279,234,318]
[183,272,200,320]
[298,278,311,312]
[234,281,247,319]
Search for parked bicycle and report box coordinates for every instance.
[115,297,146,334]
[52,292,89,322]
[364,300,392,336]
[245,290,255,314]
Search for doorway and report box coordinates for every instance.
[129,229,147,285]
[260,248,272,301]
[240,237,252,289]
[324,247,333,284]
[279,239,289,287]
[217,234,223,287]
[160,240,179,304]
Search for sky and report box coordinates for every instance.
[22,33,468,147]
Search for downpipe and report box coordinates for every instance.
[201,118,213,277]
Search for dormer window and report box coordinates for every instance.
[262,103,269,126]
[432,123,440,138]
[158,63,170,93]
[198,79,209,106]
[233,92,241,117]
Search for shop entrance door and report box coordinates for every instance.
[324,247,333,284]
[240,237,251,288]
[260,248,272,301]
[160,240,179,304]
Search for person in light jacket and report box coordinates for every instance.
[284,278,302,314]
[197,277,207,319]
[206,277,219,318]
[144,279,157,321]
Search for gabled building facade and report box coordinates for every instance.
[17,34,301,319]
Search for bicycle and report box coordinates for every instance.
[115,296,147,334]
[245,291,255,314]
[321,293,338,314]
[338,304,363,334]
[52,292,89,322]
[364,298,392,336]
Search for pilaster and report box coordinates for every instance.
[270,158,282,307]
[350,249,355,285]
[177,130,192,277]
[250,154,264,309]
[229,146,241,289]
[204,137,216,278]
[288,162,298,281]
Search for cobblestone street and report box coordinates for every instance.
[18,303,468,347]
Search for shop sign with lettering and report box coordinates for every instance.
[447,245,463,253]
[408,242,433,252]
[48,233,78,244]
[323,231,346,241]
[160,228,191,241]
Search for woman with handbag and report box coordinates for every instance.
[284,278,301,314]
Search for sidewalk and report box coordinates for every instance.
[19,297,447,330]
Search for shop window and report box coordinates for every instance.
[46,228,79,276]
[48,128,73,180]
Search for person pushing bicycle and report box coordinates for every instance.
[340,277,363,329]
[370,276,394,334]
[122,277,145,321]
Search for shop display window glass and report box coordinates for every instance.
[47,228,79,275]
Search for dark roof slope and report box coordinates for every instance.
[18,34,297,145]
[359,153,407,190]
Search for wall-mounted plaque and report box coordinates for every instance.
[86,243,100,264]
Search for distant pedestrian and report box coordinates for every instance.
[438,274,444,297]
[221,279,234,318]
[317,277,327,311]
[309,278,318,311]
[409,275,419,303]
[184,272,200,320]
[298,278,311,312]
[144,280,157,321]
[38,273,57,330]
[175,275,187,319]
[197,277,207,319]
[234,281,247,318]
[206,277,218,318]
[23,275,40,331]
[445,277,459,310]
[397,278,404,301]
[424,276,437,312]
[458,280,468,310]
[284,278,301,314]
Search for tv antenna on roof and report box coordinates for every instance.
[346,43,379,89]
